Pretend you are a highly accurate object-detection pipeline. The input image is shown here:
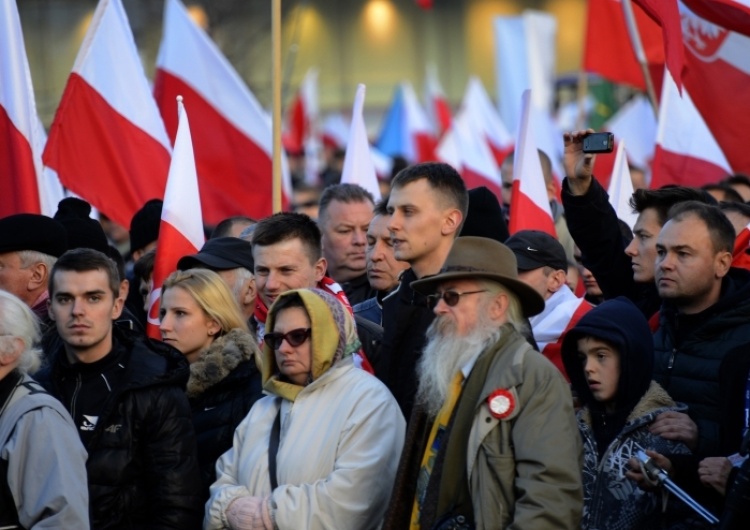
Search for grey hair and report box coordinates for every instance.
[0,290,43,374]
[17,250,57,271]
[480,279,529,337]
[230,267,255,301]
[318,183,375,226]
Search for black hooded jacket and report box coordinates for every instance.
[562,297,654,454]
[37,330,203,529]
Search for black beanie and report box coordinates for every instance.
[129,199,163,253]
[460,186,510,243]
[0,213,67,257]
[54,198,109,254]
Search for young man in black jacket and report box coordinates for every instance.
[38,248,202,529]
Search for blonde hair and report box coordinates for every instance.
[0,290,42,374]
[162,269,248,333]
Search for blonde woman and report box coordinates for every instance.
[160,269,263,501]
[205,288,405,530]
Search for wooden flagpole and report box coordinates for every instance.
[272,0,282,213]
[621,0,659,117]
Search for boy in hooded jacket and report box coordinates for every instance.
[561,297,692,530]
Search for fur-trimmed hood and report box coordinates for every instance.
[579,380,686,430]
[186,328,261,398]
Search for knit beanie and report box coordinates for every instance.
[129,199,163,253]
[54,198,109,254]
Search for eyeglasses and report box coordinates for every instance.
[426,290,487,308]
[264,328,312,350]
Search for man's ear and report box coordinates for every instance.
[111,291,125,320]
[27,262,48,292]
[119,279,130,300]
[441,209,463,237]
[488,291,509,322]
[715,251,733,279]
[243,278,257,306]
[314,257,327,282]
[548,270,567,294]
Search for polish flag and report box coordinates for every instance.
[650,70,732,189]
[682,0,750,37]
[681,4,750,174]
[154,0,289,225]
[340,84,382,202]
[608,140,639,230]
[732,222,750,270]
[321,113,350,150]
[43,0,171,229]
[509,90,555,236]
[634,0,686,91]
[461,77,515,168]
[435,109,504,200]
[0,0,64,217]
[582,0,665,91]
[376,82,436,163]
[147,97,204,340]
[284,68,318,153]
[424,64,452,136]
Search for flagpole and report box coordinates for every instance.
[621,0,659,117]
[272,0,282,213]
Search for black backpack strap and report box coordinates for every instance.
[268,406,282,490]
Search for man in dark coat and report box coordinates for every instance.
[37,248,202,529]
[380,162,468,417]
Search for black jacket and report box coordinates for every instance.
[37,332,203,529]
[379,268,435,418]
[654,268,750,458]
[561,176,661,319]
[186,329,263,500]
[341,272,378,306]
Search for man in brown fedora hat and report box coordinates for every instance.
[384,236,582,530]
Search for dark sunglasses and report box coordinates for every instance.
[426,290,487,308]
[264,328,312,350]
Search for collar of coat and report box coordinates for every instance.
[187,328,260,398]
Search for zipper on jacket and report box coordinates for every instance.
[69,373,82,420]
[667,348,676,370]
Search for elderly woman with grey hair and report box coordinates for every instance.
[0,290,90,528]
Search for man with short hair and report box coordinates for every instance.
[0,213,67,324]
[318,183,376,305]
[38,248,203,529]
[210,215,256,239]
[650,201,750,458]
[562,129,715,319]
[353,198,409,325]
[177,237,257,324]
[506,230,592,376]
[382,162,468,417]
[384,236,582,529]
[251,212,379,370]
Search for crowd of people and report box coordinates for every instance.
[2,129,750,529]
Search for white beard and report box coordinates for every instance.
[415,312,502,418]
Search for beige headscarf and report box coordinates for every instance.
[261,288,361,402]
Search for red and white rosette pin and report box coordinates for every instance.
[487,389,515,420]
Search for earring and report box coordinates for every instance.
[208,331,215,336]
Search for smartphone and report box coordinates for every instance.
[582,132,614,154]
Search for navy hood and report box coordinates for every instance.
[562,297,653,414]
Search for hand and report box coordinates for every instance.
[226,496,273,530]
[626,449,673,491]
[649,411,699,451]
[563,129,596,195]
[698,457,732,496]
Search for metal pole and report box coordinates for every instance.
[272,0,282,213]
[621,0,659,117]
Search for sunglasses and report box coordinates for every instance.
[264,328,312,350]
[426,290,487,308]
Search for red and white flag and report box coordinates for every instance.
[0,1,64,217]
[682,0,750,37]
[424,64,452,136]
[147,97,204,339]
[340,84,381,202]
[154,0,289,225]
[284,68,318,153]
[43,0,171,228]
[634,0,686,91]
[582,0,665,91]
[608,140,639,230]
[435,109,504,200]
[461,77,515,167]
[509,91,555,236]
[681,4,750,174]
[651,69,731,188]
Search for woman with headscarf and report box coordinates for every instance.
[204,288,405,530]
[160,268,263,501]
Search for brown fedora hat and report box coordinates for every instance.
[410,236,545,317]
